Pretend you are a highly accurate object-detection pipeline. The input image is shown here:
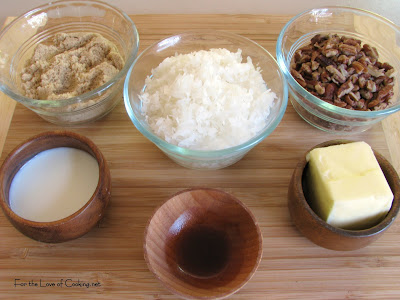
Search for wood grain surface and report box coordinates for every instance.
[1,14,400,300]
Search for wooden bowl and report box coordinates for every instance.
[288,140,400,251]
[144,188,263,299]
[0,131,111,243]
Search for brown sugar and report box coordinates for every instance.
[21,32,124,101]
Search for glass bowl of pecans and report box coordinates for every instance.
[276,6,400,133]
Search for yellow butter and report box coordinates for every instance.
[306,141,393,230]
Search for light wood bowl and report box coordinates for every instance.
[144,188,263,299]
[288,140,400,251]
[0,131,111,243]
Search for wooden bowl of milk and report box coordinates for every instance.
[0,131,111,243]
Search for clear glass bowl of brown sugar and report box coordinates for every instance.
[0,0,139,125]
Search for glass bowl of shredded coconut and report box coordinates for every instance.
[0,0,139,125]
[124,31,288,169]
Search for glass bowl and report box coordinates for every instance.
[276,6,400,134]
[124,31,288,170]
[0,0,139,125]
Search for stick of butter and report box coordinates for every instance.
[306,141,393,230]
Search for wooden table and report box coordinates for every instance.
[1,15,400,300]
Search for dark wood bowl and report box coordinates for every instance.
[0,131,111,243]
[143,188,263,299]
[288,139,400,251]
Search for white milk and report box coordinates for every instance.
[9,147,99,222]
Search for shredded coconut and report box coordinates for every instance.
[139,48,277,150]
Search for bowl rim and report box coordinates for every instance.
[143,187,263,299]
[276,5,400,118]
[0,0,139,109]
[293,139,400,238]
[124,30,288,158]
[0,130,107,227]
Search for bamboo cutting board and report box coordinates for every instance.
[1,15,400,300]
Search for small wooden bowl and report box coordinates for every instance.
[288,140,400,251]
[144,188,263,299]
[0,131,111,243]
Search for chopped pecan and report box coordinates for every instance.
[366,80,377,92]
[347,67,355,76]
[367,65,385,77]
[367,98,381,108]
[299,55,311,64]
[383,90,394,103]
[360,89,373,100]
[344,95,355,106]
[374,102,388,110]
[347,56,356,65]
[338,64,349,78]
[324,83,336,100]
[299,44,314,52]
[311,51,319,62]
[320,70,331,83]
[338,55,349,65]
[349,74,359,84]
[358,76,367,88]
[384,76,394,86]
[316,55,337,67]
[326,65,346,83]
[358,56,372,66]
[310,34,324,45]
[315,82,325,95]
[333,99,347,108]
[355,98,366,110]
[352,61,367,74]
[338,43,358,56]
[382,62,394,71]
[363,44,379,59]
[305,79,317,90]
[291,69,307,87]
[386,68,395,77]
[300,62,313,74]
[337,80,354,98]
[342,37,361,46]
[377,84,394,100]
[294,51,302,64]
[349,91,361,101]
[375,76,386,85]
[312,71,320,81]
[311,60,320,71]
[323,48,339,58]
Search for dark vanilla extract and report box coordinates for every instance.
[176,224,231,278]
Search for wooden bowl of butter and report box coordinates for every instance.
[288,140,400,251]
[0,131,111,243]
